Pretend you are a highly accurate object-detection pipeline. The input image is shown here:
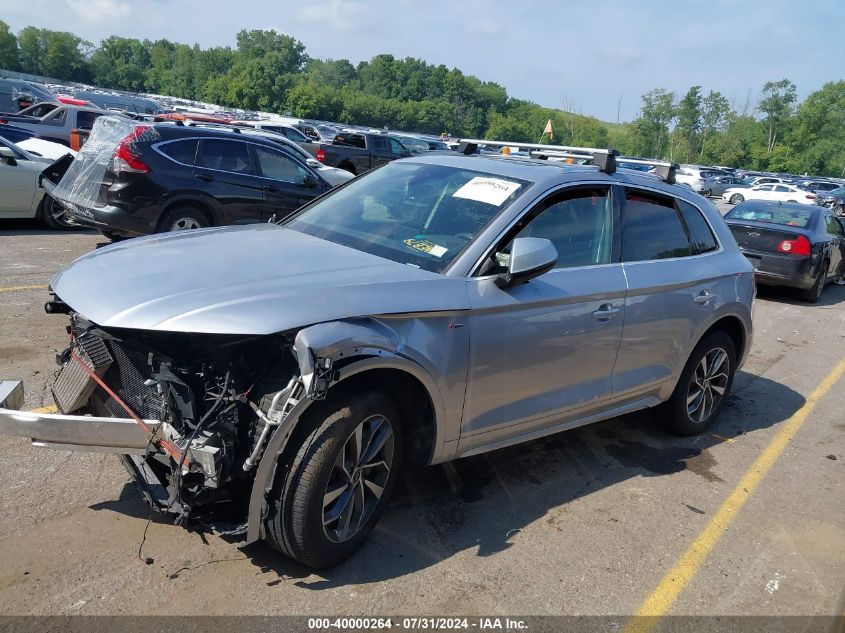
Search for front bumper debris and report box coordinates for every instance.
[0,380,161,454]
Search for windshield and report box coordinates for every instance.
[726,205,815,228]
[285,161,531,273]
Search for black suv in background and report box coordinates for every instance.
[50,122,333,239]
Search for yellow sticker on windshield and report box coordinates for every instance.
[404,238,448,258]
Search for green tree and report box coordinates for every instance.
[790,81,845,177]
[631,88,675,158]
[89,36,150,91]
[0,21,20,70]
[674,85,702,162]
[758,79,797,156]
[17,27,90,81]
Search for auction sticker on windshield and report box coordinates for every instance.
[404,238,448,257]
[452,176,521,206]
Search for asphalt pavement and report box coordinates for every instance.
[0,215,842,618]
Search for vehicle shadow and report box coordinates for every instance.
[90,372,804,585]
[756,280,845,307]
[0,219,96,237]
[247,370,803,586]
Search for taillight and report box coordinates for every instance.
[805,194,816,199]
[777,235,811,256]
[315,148,326,162]
[112,125,151,174]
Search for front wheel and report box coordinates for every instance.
[834,204,845,218]
[729,194,744,205]
[266,390,401,568]
[662,331,736,436]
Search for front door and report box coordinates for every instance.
[459,185,626,452]
[251,144,328,222]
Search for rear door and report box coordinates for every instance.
[194,138,264,225]
[251,143,329,222]
[369,136,393,169]
[613,187,723,403]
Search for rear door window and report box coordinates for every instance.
[371,136,388,151]
[197,139,253,174]
[677,200,719,254]
[158,139,198,166]
[622,189,691,261]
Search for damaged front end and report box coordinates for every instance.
[1,305,306,535]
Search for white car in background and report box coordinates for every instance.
[15,137,77,161]
[723,182,818,205]
[0,137,74,228]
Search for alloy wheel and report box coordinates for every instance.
[171,217,201,230]
[322,414,394,543]
[47,197,73,227]
[686,347,730,424]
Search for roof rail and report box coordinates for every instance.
[455,139,679,184]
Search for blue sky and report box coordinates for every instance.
[1,0,842,122]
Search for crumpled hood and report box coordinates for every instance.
[51,224,469,334]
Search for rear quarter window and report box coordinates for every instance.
[158,139,198,165]
[677,200,719,254]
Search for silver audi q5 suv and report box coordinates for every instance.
[0,139,754,568]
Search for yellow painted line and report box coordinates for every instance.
[625,357,845,632]
[30,405,57,414]
[0,284,48,293]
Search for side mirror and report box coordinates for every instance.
[303,173,319,188]
[0,146,17,166]
[495,237,558,289]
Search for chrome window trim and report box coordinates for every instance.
[152,137,309,178]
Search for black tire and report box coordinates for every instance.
[729,194,744,205]
[40,195,75,230]
[266,390,402,568]
[338,162,357,175]
[786,199,797,204]
[834,204,844,218]
[662,331,736,436]
[157,206,210,233]
[801,260,828,303]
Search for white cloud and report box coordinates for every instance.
[66,0,131,26]
[296,0,369,31]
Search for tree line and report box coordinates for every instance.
[0,22,843,177]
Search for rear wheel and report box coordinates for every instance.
[266,390,401,568]
[801,261,828,303]
[40,195,75,230]
[729,194,744,204]
[157,206,210,233]
[787,199,797,203]
[662,331,736,436]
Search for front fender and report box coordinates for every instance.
[245,319,450,544]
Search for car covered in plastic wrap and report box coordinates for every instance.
[0,140,754,568]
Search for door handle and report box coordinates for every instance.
[262,185,279,193]
[195,173,214,182]
[694,291,716,304]
[592,304,621,321]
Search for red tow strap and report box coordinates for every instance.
[70,350,187,464]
